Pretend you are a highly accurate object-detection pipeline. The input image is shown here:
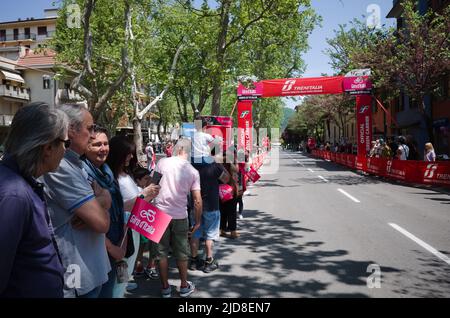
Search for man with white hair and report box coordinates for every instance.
[42,104,112,298]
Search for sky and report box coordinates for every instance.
[0,0,396,108]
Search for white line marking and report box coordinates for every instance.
[308,168,315,173]
[318,176,329,182]
[389,223,450,265]
[337,188,360,203]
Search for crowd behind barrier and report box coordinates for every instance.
[312,150,450,188]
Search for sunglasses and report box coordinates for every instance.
[58,138,71,149]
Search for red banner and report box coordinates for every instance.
[367,157,387,177]
[202,116,233,152]
[420,162,450,186]
[261,76,344,97]
[238,101,253,153]
[311,150,450,188]
[356,95,373,157]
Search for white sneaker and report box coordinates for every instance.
[238,213,244,220]
[179,281,195,298]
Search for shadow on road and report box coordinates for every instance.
[390,252,450,297]
[127,208,403,298]
[290,176,382,186]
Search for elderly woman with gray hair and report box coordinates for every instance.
[0,102,69,298]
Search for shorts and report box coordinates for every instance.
[153,218,190,261]
[192,210,220,241]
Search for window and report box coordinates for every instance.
[13,29,18,40]
[43,76,51,89]
[24,28,30,39]
[37,26,47,36]
[0,29,5,41]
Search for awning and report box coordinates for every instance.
[0,70,25,83]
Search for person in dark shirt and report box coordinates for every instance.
[0,102,68,298]
[190,158,230,273]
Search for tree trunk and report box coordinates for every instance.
[326,119,331,141]
[133,117,146,166]
[211,0,231,116]
[157,120,162,142]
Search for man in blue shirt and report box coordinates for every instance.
[0,102,69,297]
[42,104,112,298]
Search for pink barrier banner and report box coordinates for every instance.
[418,162,450,186]
[311,151,450,188]
[367,157,387,177]
[127,198,172,244]
[355,156,368,172]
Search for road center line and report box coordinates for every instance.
[337,188,360,203]
[389,223,450,265]
[318,175,329,182]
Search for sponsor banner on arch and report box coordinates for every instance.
[237,101,253,153]
[356,95,373,157]
[343,76,373,95]
[261,76,344,97]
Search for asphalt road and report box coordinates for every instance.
[127,148,450,298]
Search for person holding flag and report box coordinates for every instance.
[152,138,203,298]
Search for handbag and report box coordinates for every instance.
[219,184,234,203]
[124,228,135,258]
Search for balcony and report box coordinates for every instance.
[55,88,84,104]
[0,33,37,42]
[0,85,30,101]
[0,114,14,127]
[36,31,55,40]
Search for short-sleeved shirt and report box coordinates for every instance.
[192,131,214,159]
[41,150,110,297]
[154,156,201,219]
[192,162,226,212]
[118,174,140,212]
[0,156,64,298]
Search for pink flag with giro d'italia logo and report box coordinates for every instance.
[127,198,172,243]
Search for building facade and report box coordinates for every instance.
[386,0,450,157]
[0,9,82,146]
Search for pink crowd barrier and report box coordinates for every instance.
[312,150,450,188]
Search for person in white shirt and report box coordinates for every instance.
[192,118,223,164]
[106,135,160,297]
